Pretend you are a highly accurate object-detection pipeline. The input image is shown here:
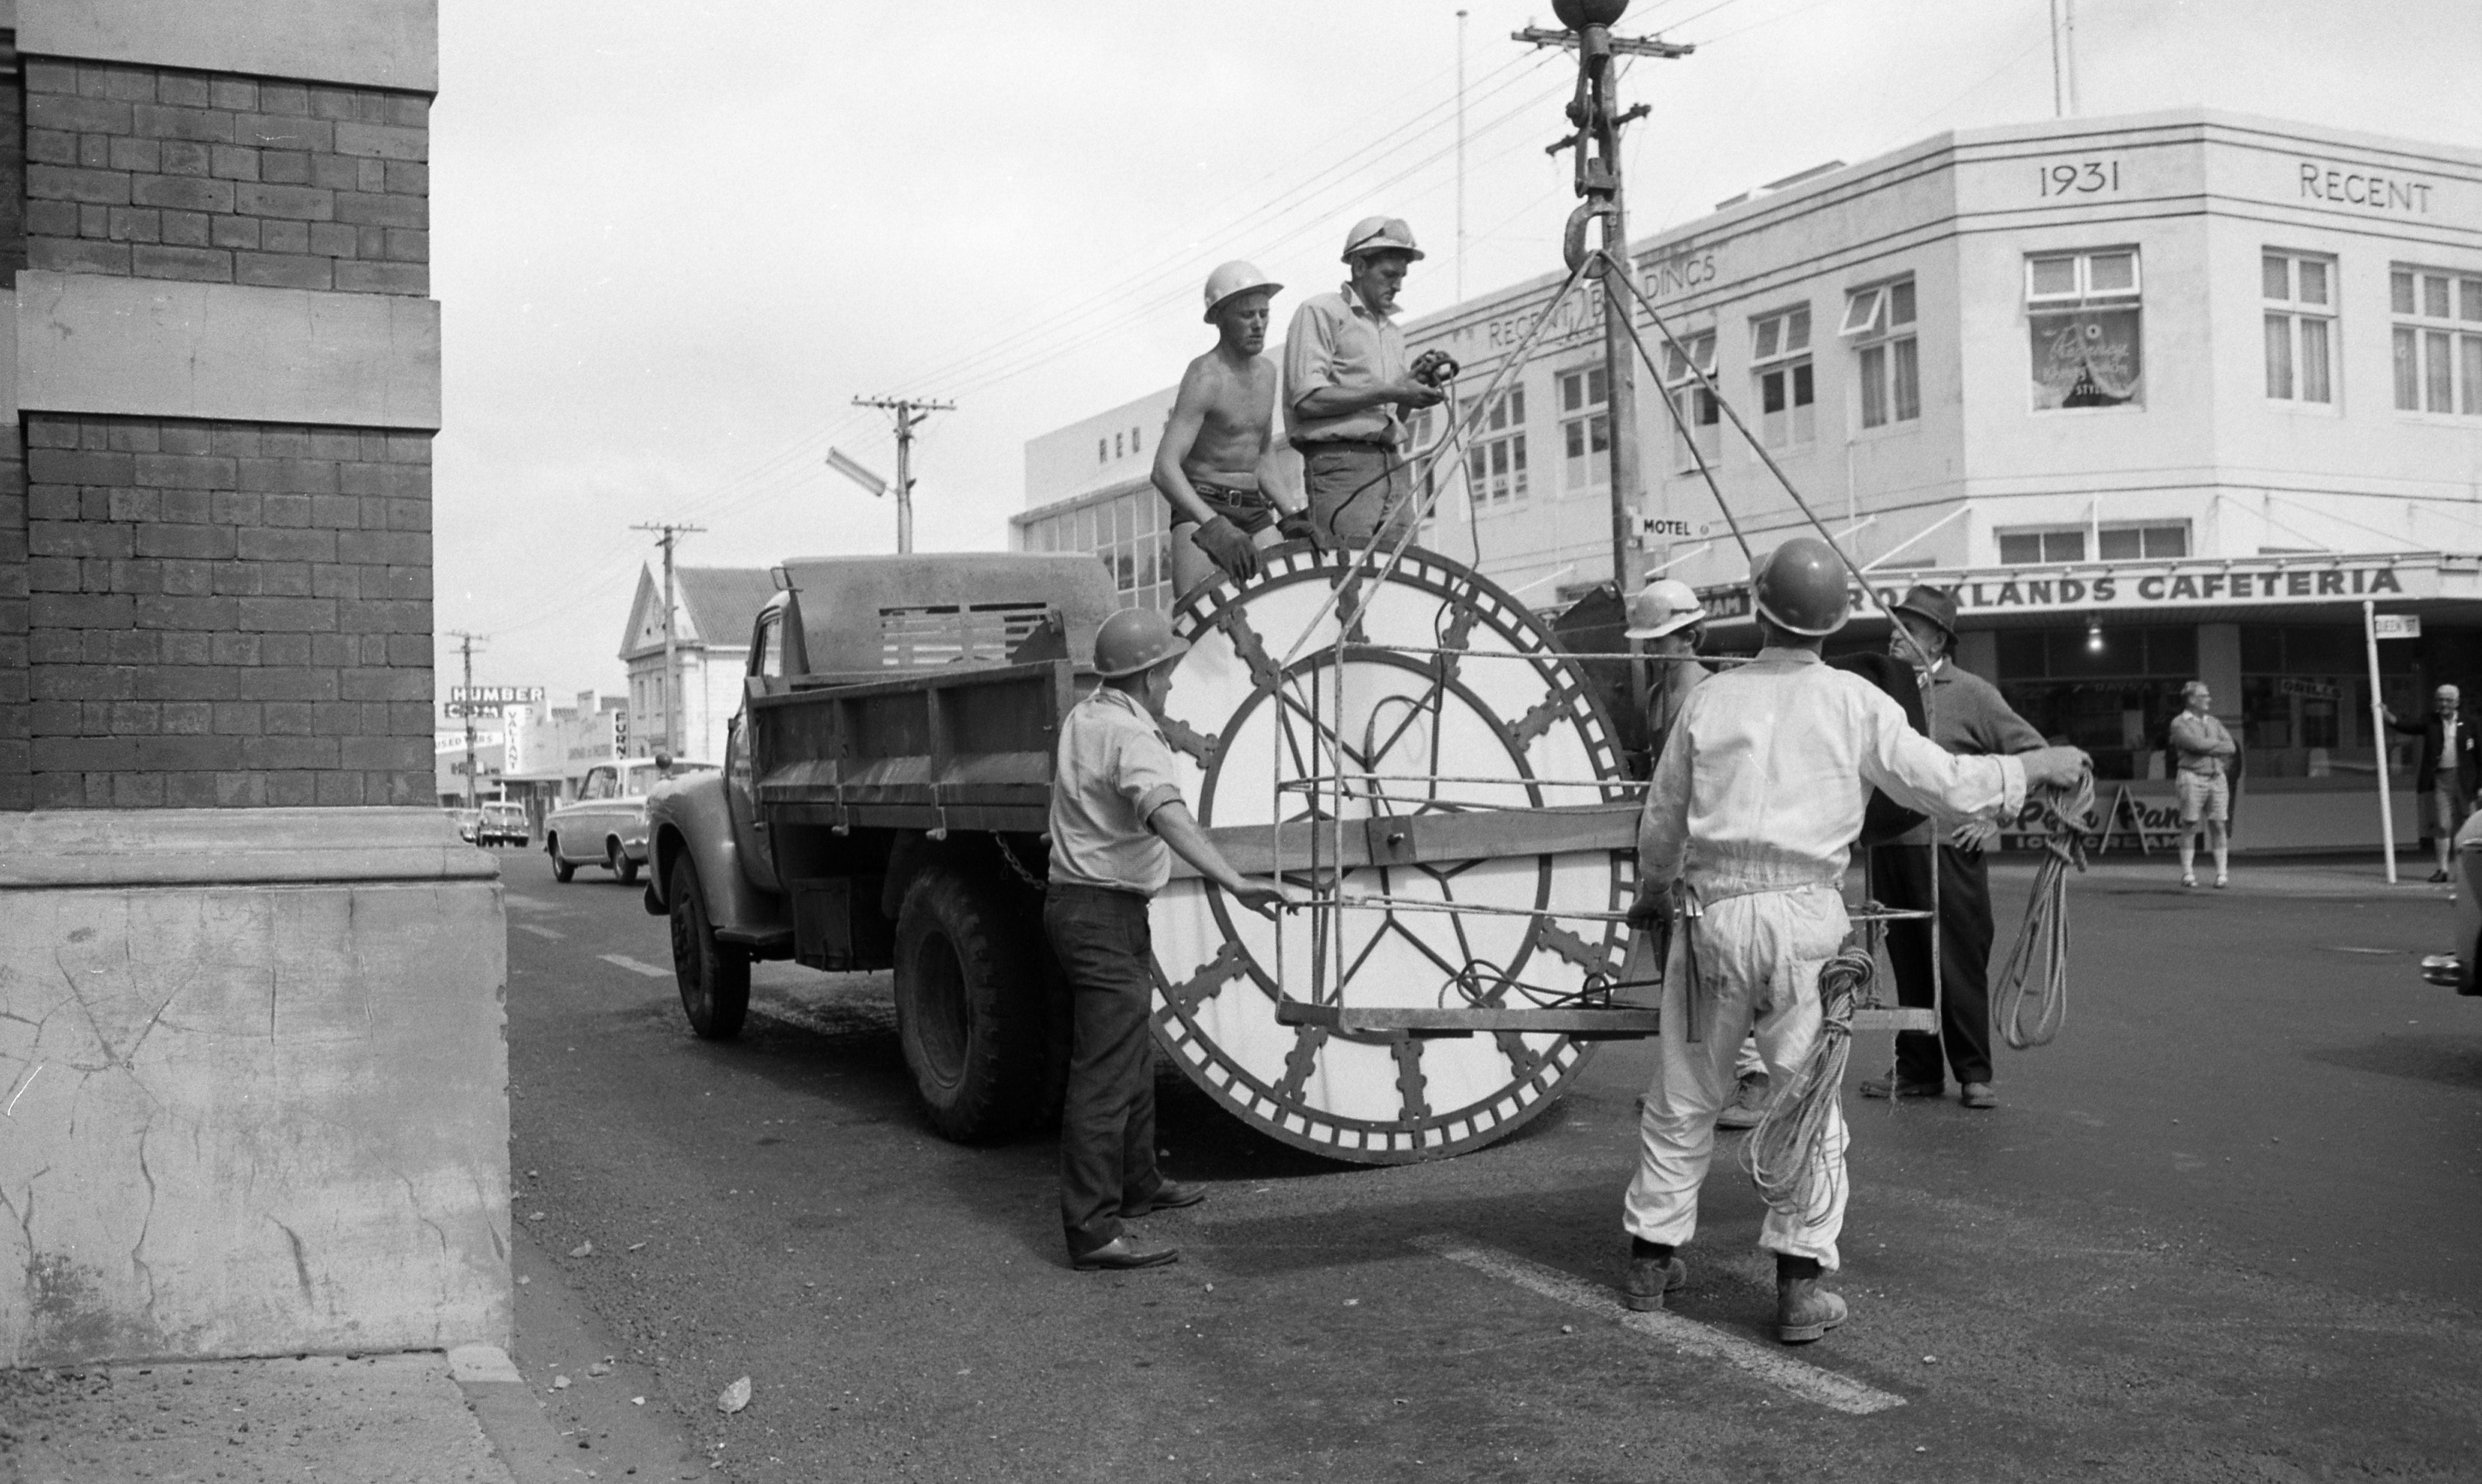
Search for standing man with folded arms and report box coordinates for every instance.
[1283,216,1445,550]
[2169,680,2237,889]
[1046,608,1294,1272]
[1154,261,1316,600]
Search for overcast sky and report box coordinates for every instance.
[430,0,2482,697]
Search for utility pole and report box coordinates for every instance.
[1457,8,1470,303]
[852,395,955,554]
[1521,2,1689,606]
[631,522,704,757]
[446,629,486,810]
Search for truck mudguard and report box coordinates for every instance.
[644,771,788,942]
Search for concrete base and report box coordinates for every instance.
[0,808,508,1366]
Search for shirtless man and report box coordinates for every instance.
[1154,261,1313,597]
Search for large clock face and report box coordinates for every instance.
[1149,543,1632,1163]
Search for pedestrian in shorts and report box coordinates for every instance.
[2168,680,2237,889]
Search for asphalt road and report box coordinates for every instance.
[494,845,2482,1483]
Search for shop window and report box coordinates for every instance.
[1996,528,2087,565]
[2026,248,2142,409]
[2390,265,2482,415]
[2263,252,2335,404]
[2094,522,2189,560]
[1843,279,1918,428]
[1463,387,1528,507]
[1557,366,1609,492]
[1750,306,1814,448]
[1660,331,1720,470]
[1097,438,1107,464]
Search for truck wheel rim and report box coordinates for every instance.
[1148,543,1628,1165]
[907,929,971,1087]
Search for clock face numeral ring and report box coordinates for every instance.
[1146,542,1630,1164]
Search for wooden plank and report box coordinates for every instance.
[1180,802,1637,878]
[1275,999,1661,1039]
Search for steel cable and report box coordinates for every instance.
[1739,945,1873,1224]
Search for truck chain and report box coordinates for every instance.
[993,834,1046,894]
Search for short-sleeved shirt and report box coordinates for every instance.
[1047,684,1186,896]
[1283,281,1408,447]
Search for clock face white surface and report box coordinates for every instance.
[1148,545,1631,1163]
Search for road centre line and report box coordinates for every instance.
[503,894,554,910]
[515,924,566,940]
[599,953,672,979]
[1410,1234,1905,1416]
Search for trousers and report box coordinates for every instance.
[1301,442,1415,550]
[1623,883,1851,1270]
[1044,883,1167,1256]
[1868,842,1996,1087]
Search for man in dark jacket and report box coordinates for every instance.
[2386,684,2478,884]
[1862,584,2046,1111]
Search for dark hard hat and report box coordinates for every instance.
[1093,606,1190,679]
[1891,582,1959,639]
[1749,535,1851,637]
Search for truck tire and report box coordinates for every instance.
[548,837,575,883]
[669,855,749,1040]
[893,866,1042,1143]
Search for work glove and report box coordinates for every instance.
[1194,515,1261,583]
[1276,509,1326,551]
[1625,879,1675,933]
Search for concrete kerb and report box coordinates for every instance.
[450,1344,584,1484]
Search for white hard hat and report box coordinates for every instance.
[1624,579,1706,639]
[1202,260,1282,323]
[1342,215,1424,263]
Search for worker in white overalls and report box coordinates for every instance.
[1620,537,2089,1342]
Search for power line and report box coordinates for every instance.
[848,397,954,554]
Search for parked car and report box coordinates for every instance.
[477,800,531,848]
[546,757,714,883]
[2419,812,2481,997]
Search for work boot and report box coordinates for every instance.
[1621,1240,1687,1313]
[1714,1071,1771,1131]
[1858,1075,1942,1100]
[1774,1256,1847,1344]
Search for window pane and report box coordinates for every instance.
[2300,318,2331,403]
[2464,279,2482,322]
[2044,530,2087,563]
[2143,524,2187,558]
[2426,329,2453,412]
[1587,368,1604,406]
[1662,345,1686,381]
[1792,361,1814,407]
[1692,333,1716,371]
[1998,532,2042,564]
[2299,259,2328,306]
[1510,386,1526,424]
[2029,258,2077,297]
[1589,414,1609,455]
[2098,527,2142,560]
[2264,313,2294,399]
[1490,441,1507,477]
[2395,326,2420,409]
[1565,420,1585,458]
[2424,275,2451,319]
[2392,269,2416,315]
[1511,434,1527,495]
[1468,448,1486,485]
[1786,307,1811,351]
[1892,337,1920,421]
[1859,344,1887,428]
[2262,255,2289,300]
[2462,336,2482,417]
[2089,252,2137,293]
[1755,318,1780,359]
[1888,281,1916,326]
[1760,368,1786,414]
[1560,372,1581,412]
[1840,288,1882,336]
[2030,308,2142,409]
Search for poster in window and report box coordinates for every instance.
[2029,308,2142,409]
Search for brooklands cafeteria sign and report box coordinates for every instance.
[1697,556,2419,621]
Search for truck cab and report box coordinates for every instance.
[643,553,1120,1141]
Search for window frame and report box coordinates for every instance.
[1843,276,1920,432]
[1463,385,1530,508]
[2389,263,2482,419]
[2262,249,2338,410]
[1748,304,1815,450]
[2024,247,2145,413]
[1657,329,1721,473]
[1555,364,1610,494]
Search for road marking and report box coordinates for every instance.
[1410,1234,1905,1416]
[515,924,566,940]
[599,953,672,979]
[504,894,553,911]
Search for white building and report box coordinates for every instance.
[1017,109,2482,850]
[618,567,778,764]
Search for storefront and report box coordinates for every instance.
[1699,549,2482,852]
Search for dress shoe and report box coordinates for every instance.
[1776,1274,1848,1344]
[2432,868,2453,884]
[1071,1236,1179,1271]
[1714,1071,1771,1131]
[1123,1179,1207,1217]
[1959,1081,1997,1109]
[1858,1075,1942,1100]
[1621,1253,1688,1313]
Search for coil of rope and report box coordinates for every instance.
[1739,945,1874,1224]
[1992,769,2097,1050]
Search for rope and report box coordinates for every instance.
[1739,946,1872,1224]
[1992,771,2096,1050]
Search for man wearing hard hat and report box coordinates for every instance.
[1621,537,2089,1342]
[1282,216,1447,550]
[1154,261,1316,597]
[1046,607,1293,1271]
